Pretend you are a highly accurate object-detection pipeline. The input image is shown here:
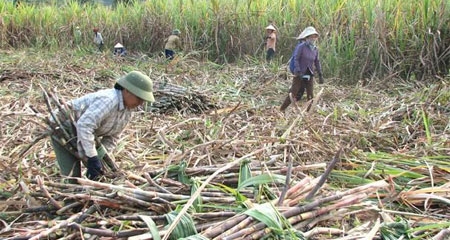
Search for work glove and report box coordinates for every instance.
[86,156,103,181]
[318,74,324,84]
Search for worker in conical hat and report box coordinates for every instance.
[114,43,126,56]
[280,26,324,112]
[265,24,277,62]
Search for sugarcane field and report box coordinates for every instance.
[0,0,450,240]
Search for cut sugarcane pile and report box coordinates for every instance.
[1,162,391,240]
[0,68,218,115]
[150,81,218,114]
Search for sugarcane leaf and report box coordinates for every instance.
[198,203,242,212]
[409,221,450,233]
[260,184,277,200]
[237,174,286,191]
[380,217,412,240]
[214,183,248,203]
[138,215,161,240]
[244,202,283,231]
[238,159,252,188]
[165,211,197,240]
[191,178,203,212]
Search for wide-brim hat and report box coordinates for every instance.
[114,43,124,48]
[296,26,319,40]
[265,25,276,31]
[117,71,155,102]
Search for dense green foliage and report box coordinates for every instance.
[0,0,449,83]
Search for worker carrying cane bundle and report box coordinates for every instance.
[48,71,155,182]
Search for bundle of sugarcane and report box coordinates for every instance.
[149,81,217,114]
[200,180,390,240]
[41,87,119,174]
[0,174,387,240]
[3,163,448,240]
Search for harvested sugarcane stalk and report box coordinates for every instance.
[202,215,249,238]
[68,223,150,238]
[199,180,389,239]
[222,194,366,240]
[162,148,266,240]
[149,81,218,114]
[35,175,62,210]
[28,212,82,240]
[305,147,342,200]
[144,172,173,194]
[277,153,293,206]
[215,216,254,240]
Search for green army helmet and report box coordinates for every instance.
[172,29,181,35]
[117,71,155,102]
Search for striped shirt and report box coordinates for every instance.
[69,89,132,158]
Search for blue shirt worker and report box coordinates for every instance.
[50,71,155,182]
[280,26,324,112]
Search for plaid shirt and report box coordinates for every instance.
[70,89,132,158]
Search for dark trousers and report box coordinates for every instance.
[280,75,314,111]
[165,49,175,60]
[266,48,275,62]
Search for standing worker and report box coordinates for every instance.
[265,24,277,62]
[49,71,155,182]
[280,26,324,112]
[74,26,82,46]
[93,27,104,52]
[164,29,182,60]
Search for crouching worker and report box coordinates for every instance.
[49,71,155,182]
[114,43,127,56]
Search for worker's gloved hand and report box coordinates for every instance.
[86,156,103,181]
[318,74,324,84]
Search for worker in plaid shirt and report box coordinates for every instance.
[50,71,155,182]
